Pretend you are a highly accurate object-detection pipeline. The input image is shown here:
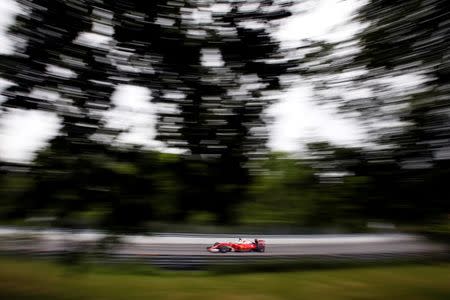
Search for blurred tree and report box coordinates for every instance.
[0,0,126,228]
[240,147,373,230]
[0,0,116,143]
[0,0,301,226]
[107,0,298,223]
[241,152,318,226]
[303,0,450,223]
[355,0,450,222]
[305,142,371,228]
[1,145,181,232]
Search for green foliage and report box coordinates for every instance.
[1,259,449,300]
[241,153,317,225]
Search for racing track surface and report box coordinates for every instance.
[113,240,446,256]
[0,228,448,268]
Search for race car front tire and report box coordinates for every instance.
[219,246,230,253]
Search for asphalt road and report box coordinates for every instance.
[110,240,447,256]
[0,228,447,258]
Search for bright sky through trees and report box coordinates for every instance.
[0,0,367,163]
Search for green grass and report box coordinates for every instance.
[0,259,449,300]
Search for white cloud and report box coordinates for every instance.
[0,110,61,163]
[276,0,366,44]
[0,0,20,54]
[269,0,368,152]
[0,0,369,162]
[268,84,366,152]
[105,85,162,148]
[0,78,14,105]
[200,48,225,67]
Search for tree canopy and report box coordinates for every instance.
[0,0,448,231]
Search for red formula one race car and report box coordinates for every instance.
[207,238,266,253]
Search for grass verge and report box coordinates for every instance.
[0,258,449,300]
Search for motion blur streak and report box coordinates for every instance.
[0,0,449,287]
[0,228,447,269]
